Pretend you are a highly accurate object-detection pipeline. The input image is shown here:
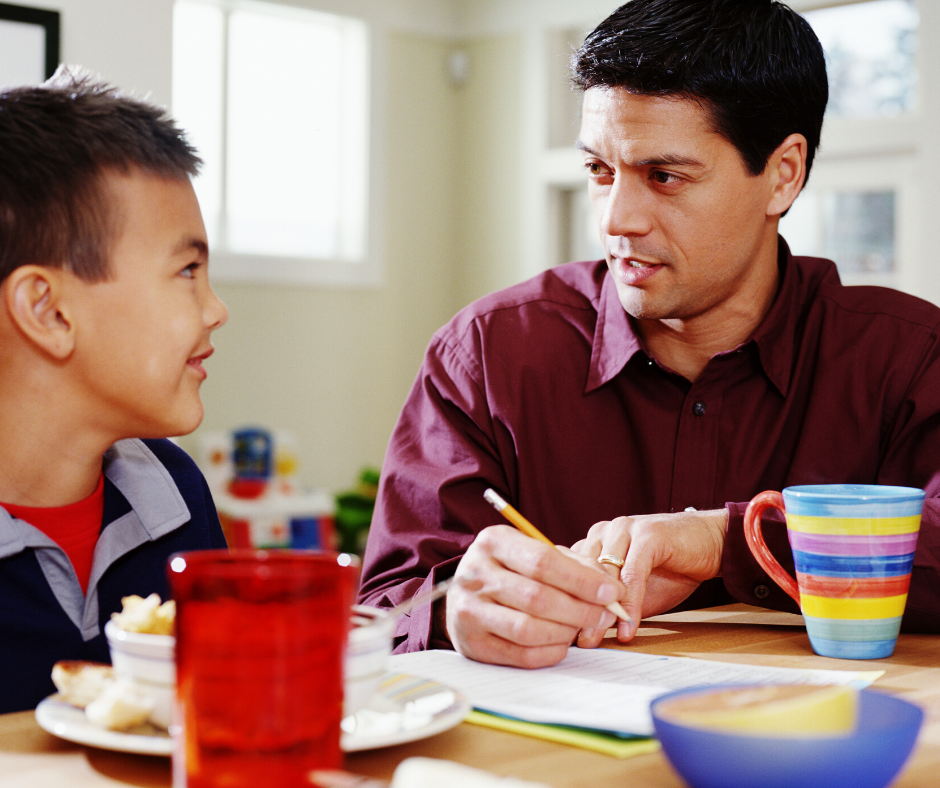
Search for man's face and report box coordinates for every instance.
[578,87,781,328]
[66,170,228,441]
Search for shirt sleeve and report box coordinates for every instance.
[878,332,940,633]
[357,329,509,653]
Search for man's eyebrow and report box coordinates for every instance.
[575,140,704,169]
[636,153,705,168]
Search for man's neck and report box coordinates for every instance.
[638,317,750,381]
[637,265,780,383]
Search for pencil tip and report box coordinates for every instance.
[609,601,633,625]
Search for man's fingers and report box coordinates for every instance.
[454,627,573,670]
[482,527,622,611]
[445,526,624,664]
[460,557,613,635]
[615,543,652,642]
[576,608,616,649]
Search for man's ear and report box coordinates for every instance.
[765,133,808,218]
[3,265,75,359]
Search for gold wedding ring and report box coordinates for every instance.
[597,554,625,569]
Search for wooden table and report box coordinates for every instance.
[2,605,938,787]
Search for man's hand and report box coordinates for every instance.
[570,509,728,647]
[444,525,623,668]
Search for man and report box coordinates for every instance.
[357,0,940,668]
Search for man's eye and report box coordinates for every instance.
[651,171,680,185]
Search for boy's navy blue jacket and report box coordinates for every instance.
[0,438,226,713]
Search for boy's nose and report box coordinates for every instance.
[206,288,228,330]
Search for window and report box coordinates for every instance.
[781,0,921,290]
[806,0,917,118]
[173,0,375,285]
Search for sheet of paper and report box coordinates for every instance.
[388,648,882,737]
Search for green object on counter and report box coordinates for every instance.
[335,466,379,555]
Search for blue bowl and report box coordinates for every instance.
[651,686,923,788]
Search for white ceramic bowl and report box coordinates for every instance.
[106,605,394,725]
[103,619,175,728]
[344,605,395,716]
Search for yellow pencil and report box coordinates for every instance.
[483,488,633,625]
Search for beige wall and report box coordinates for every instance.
[190,30,465,492]
[455,34,524,307]
[190,28,532,493]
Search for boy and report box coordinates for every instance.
[0,66,229,712]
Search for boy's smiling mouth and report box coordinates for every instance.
[187,348,214,377]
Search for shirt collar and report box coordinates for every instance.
[586,267,646,393]
[102,439,191,539]
[0,439,190,560]
[749,237,810,398]
[586,238,826,397]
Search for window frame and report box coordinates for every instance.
[781,0,926,295]
[172,0,383,288]
[0,2,60,85]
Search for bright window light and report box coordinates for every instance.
[804,0,918,118]
[173,0,371,282]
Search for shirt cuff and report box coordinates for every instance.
[389,557,461,653]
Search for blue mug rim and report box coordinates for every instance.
[783,484,924,504]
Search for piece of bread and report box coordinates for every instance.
[51,661,115,709]
[110,593,175,635]
[85,679,155,731]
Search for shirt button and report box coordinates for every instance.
[692,401,707,416]
[754,584,771,600]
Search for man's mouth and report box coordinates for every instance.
[611,255,662,286]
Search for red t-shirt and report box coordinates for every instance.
[3,474,105,594]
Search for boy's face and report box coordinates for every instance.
[66,170,228,441]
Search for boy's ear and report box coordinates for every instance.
[3,265,76,359]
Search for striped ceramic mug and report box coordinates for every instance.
[744,484,923,659]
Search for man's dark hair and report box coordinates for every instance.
[572,0,828,183]
[0,65,201,283]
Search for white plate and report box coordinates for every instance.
[35,673,469,757]
[35,695,172,756]
[341,672,470,752]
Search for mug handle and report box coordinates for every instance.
[743,490,800,605]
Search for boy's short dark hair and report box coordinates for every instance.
[0,65,201,283]
[571,0,828,184]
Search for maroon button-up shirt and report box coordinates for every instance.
[358,240,940,652]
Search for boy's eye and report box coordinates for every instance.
[180,262,200,278]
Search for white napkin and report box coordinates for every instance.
[390,758,551,788]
